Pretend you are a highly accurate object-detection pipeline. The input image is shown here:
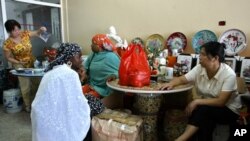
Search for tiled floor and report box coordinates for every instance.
[0,104,32,141]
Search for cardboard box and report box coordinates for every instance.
[92,109,143,141]
[237,77,247,94]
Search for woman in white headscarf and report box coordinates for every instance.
[31,43,91,141]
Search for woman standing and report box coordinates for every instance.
[3,19,46,112]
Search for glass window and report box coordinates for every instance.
[5,0,62,60]
[39,0,60,4]
[0,1,6,67]
[6,0,61,41]
[16,0,60,4]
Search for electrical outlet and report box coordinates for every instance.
[219,21,226,26]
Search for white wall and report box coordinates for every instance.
[63,0,250,56]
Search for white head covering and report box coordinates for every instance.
[31,64,90,141]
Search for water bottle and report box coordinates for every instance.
[42,60,49,69]
[40,31,50,42]
[34,60,40,68]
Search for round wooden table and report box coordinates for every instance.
[107,79,193,94]
[107,79,193,141]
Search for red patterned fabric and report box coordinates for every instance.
[92,34,116,51]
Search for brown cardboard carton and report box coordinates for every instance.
[237,77,247,94]
[92,109,143,141]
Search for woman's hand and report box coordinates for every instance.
[185,99,200,116]
[106,74,116,82]
[39,26,47,33]
[159,82,174,90]
[159,76,189,90]
[30,26,47,37]
[19,61,28,65]
[77,67,87,83]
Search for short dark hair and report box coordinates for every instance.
[201,41,226,62]
[4,19,21,33]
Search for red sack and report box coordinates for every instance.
[117,47,127,57]
[119,44,150,87]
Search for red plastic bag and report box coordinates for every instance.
[117,48,127,57]
[119,44,150,87]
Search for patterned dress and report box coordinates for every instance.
[3,31,35,68]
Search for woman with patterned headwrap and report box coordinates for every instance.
[31,43,95,141]
[83,34,120,98]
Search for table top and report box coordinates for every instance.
[107,79,193,94]
[10,70,44,77]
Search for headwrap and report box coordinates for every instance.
[46,43,81,72]
[92,34,116,51]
